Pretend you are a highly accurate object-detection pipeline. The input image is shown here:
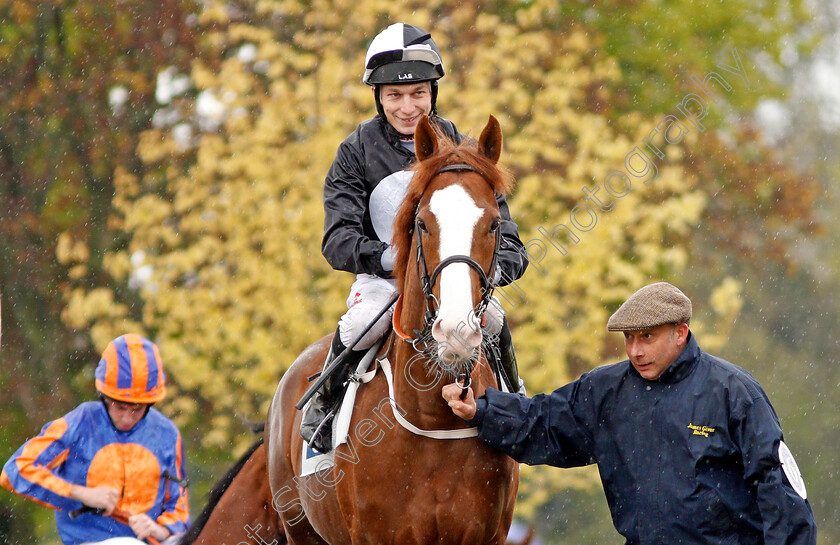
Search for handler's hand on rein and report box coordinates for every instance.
[442,382,477,421]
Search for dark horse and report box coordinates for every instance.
[265,115,519,545]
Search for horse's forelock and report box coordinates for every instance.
[393,137,513,292]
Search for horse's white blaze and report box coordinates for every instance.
[428,184,483,361]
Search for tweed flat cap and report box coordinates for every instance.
[607,282,692,331]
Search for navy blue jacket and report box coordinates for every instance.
[322,115,528,281]
[472,333,817,545]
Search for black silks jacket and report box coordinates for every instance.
[472,333,817,545]
[321,115,528,282]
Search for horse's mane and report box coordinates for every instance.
[179,437,265,545]
[393,128,513,292]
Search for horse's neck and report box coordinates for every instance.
[391,342,450,420]
[390,288,459,424]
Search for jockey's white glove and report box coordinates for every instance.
[381,245,397,273]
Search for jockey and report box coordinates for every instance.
[301,22,529,453]
[1,334,190,545]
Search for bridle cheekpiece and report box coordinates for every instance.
[411,163,503,346]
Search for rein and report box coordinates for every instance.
[68,506,162,545]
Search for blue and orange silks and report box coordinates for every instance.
[1,401,189,545]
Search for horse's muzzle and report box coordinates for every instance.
[430,311,482,369]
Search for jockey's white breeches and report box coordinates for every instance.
[338,274,397,350]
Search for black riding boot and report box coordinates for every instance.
[498,317,524,394]
[300,332,364,453]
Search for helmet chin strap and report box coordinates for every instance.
[373,85,386,119]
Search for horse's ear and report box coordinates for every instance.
[415,115,438,162]
[478,115,502,164]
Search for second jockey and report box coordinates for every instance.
[2,335,190,545]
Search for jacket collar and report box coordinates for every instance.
[374,116,416,157]
[654,331,701,384]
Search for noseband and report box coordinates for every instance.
[413,163,502,341]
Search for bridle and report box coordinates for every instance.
[408,163,503,395]
[415,163,502,330]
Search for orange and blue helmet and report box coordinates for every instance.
[95,334,166,403]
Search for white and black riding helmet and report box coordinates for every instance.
[363,23,445,117]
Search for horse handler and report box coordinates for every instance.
[443,282,817,545]
[2,334,190,545]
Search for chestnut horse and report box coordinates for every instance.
[174,437,528,545]
[265,115,518,545]
[178,439,282,545]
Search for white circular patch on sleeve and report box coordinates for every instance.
[778,441,807,499]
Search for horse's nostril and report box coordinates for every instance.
[431,315,482,356]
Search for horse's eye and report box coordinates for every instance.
[417,220,428,233]
[489,218,501,233]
